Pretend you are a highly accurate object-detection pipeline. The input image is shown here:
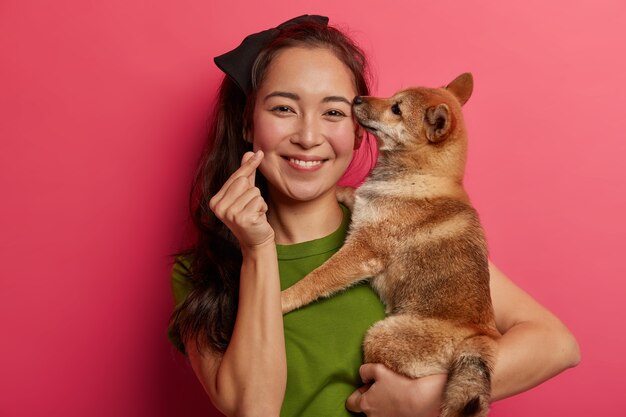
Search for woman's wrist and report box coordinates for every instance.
[409,373,447,416]
[240,238,276,262]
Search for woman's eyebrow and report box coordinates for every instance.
[263,92,351,105]
[264,91,299,101]
[322,96,351,105]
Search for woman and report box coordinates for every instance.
[168,15,580,417]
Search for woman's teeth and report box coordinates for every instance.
[289,158,322,167]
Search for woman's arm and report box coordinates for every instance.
[488,261,580,400]
[187,243,286,417]
[186,151,287,417]
[346,261,580,416]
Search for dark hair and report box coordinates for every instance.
[169,20,371,354]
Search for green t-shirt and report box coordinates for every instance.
[169,205,386,416]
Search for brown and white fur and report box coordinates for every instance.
[281,73,499,417]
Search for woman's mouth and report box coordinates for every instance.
[283,156,327,170]
[288,158,323,168]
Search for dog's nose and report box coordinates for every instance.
[353,96,363,105]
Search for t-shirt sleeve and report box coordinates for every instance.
[168,255,194,353]
[171,255,193,306]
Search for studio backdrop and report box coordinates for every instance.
[1,0,624,416]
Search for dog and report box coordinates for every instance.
[281,73,500,417]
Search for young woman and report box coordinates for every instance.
[168,15,580,417]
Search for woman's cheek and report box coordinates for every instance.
[330,122,358,152]
[253,120,287,150]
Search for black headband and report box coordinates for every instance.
[213,14,330,93]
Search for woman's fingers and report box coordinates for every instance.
[211,176,254,218]
[221,186,265,226]
[241,150,260,186]
[209,151,263,208]
[359,363,383,384]
[241,151,255,164]
[346,384,370,412]
[345,364,383,413]
[207,150,273,247]
[345,364,385,413]
[243,190,269,217]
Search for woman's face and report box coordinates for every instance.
[251,46,359,205]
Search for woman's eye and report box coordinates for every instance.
[271,106,294,114]
[325,109,347,118]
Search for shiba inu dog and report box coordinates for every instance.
[281,73,499,417]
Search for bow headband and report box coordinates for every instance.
[214,14,330,93]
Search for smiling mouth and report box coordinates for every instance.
[284,157,326,168]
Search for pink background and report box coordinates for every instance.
[1,0,624,416]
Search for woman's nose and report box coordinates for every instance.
[291,117,323,148]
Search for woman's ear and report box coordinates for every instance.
[354,126,364,150]
[242,124,253,143]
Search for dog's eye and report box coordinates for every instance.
[391,103,402,116]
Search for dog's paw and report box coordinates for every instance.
[280,289,297,315]
[336,186,356,209]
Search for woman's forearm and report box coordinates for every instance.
[487,261,581,401]
[219,243,286,416]
[190,243,286,417]
[491,318,580,401]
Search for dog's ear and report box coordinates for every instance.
[425,104,451,143]
[446,73,473,106]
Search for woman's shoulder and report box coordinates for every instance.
[172,253,193,276]
[171,253,194,306]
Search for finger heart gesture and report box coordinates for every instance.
[209,151,275,249]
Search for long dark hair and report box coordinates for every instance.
[169,20,372,354]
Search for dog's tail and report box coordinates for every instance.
[441,334,496,417]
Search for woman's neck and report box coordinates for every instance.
[267,192,344,245]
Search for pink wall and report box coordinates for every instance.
[1,0,624,416]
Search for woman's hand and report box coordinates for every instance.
[346,363,447,417]
[209,151,275,249]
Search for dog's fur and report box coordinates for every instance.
[281,73,499,417]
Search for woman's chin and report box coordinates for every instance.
[276,182,336,205]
